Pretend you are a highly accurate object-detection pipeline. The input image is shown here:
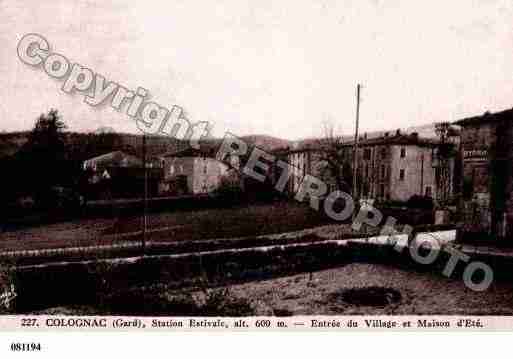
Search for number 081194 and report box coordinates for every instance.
[10,343,42,352]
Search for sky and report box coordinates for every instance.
[1,0,513,140]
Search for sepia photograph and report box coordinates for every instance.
[1,2,513,345]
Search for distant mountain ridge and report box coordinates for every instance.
[0,123,440,159]
[239,135,293,151]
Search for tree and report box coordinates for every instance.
[316,122,353,193]
[28,109,66,151]
[82,126,123,159]
[23,109,68,206]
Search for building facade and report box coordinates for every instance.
[455,109,513,241]
[284,132,452,204]
[160,148,231,195]
[352,133,445,203]
[286,148,333,194]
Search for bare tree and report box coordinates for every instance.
[315,122,353,193]
[434,122,457,207]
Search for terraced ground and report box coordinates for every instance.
[0,202,337,252]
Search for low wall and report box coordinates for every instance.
[12,230,486,314]
[13,241,352,312]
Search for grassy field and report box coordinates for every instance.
[0,201,337,252]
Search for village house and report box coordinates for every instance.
[349,131,453,203]
[83,150,144,188]
[82,150,163,199]
[159,147,234,195]
[83,151,142,174]
[454,108,513,241]
[284,131,454,204]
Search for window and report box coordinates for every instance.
[425,186,432,198]
[169,165,175,175]
[400,147,406,158]
[380,148,387,159]
[363,148,371,160]
[379,184,385,199]
[381,165,386,179]
[399,169,405,181]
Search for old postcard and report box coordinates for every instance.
[1,0,513,356]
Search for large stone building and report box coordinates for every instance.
[160,148,232,195]
[349,131,451,203]
[285,131,453,204]
[455,109,513,241]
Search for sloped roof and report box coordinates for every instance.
[161,146,217,158]
[348,133,440,147]
[280,133,440,155]
[454,108,513,126]
[84,151,142,167]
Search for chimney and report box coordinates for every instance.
[384,132,389,137]
[396,129,401,136]
[363,132,367,140]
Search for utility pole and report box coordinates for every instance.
[352,84,361,202]
[420,153,424,196]
[142,133,148,256]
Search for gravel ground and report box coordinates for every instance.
[225,263,513,315]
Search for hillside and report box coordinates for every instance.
[0,131,293,159]
[0,124,439,159]
[240,135,292,151]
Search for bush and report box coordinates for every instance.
[212,175,243,203]
[199,287,254,316]
[0,262,16,314]
[100,286,254,316]
[407,195,434,210]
